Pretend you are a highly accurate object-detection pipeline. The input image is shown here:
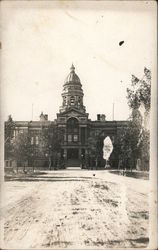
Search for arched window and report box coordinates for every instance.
[78,97,81,105]
[67,117,79,142]
[63,96,67,105]
[70,96,75,105]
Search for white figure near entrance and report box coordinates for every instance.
[103,136,113,168]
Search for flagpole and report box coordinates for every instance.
[112,102,114,120]
[32,103,34,121]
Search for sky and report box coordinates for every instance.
[1,1,157,122]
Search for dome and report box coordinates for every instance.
[60,64,86,113]
[64,64,81,84]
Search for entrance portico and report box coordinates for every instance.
[67,148,79,160]
[55,65,90,167]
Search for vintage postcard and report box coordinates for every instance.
[0,0,157,249]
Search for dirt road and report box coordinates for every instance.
[2,170,149,249]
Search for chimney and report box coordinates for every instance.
[97,114,100,121]
[100,114,106,121]
[40,112,48,121]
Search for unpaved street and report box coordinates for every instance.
[2,170,149,249]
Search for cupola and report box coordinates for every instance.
[59,65,86,113]
[64,64,81,85]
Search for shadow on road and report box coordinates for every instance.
[5,174,93,182]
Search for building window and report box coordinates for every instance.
[95,130,100,136]
[78,97,82,105]
[35,136,39,145]
[63,97,67,105]
[70,96,75,105]
[68,135,72,142]
[31,137,34,145]
[74,128,78,133]
[81,127,85,144]
[67,117,79,143]
[74,135,78,142]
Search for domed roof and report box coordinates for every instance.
[64,64,81,84]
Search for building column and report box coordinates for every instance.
[64,148,67,160]
[78,148,81,160]
[79,126,81,143]
[85,126,87,144]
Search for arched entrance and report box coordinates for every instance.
[67,148,79,160]
[67,117,79,144]
[66,118,80,167]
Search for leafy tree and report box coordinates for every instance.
[138,129,150,170]
[118,67,151,170]
[86,136,97,169]
[12,132,32,171]
[87,136,97,157]
[127,67,151,112]
[38,124,64,169]
[5,115,15,141]
[5,115,15,160]
[87,134,106,169]
[117,110,142,170]
[40,125,64,153]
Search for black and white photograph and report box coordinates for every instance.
[0,1,157,249]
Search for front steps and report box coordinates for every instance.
[66,167,82,170]
[65,159,81,168]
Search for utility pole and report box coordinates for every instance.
[112,102,115,120]
[32,103,34,121]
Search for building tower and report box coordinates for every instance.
[59,64,86,113]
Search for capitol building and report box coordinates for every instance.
[5,65,127,169]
